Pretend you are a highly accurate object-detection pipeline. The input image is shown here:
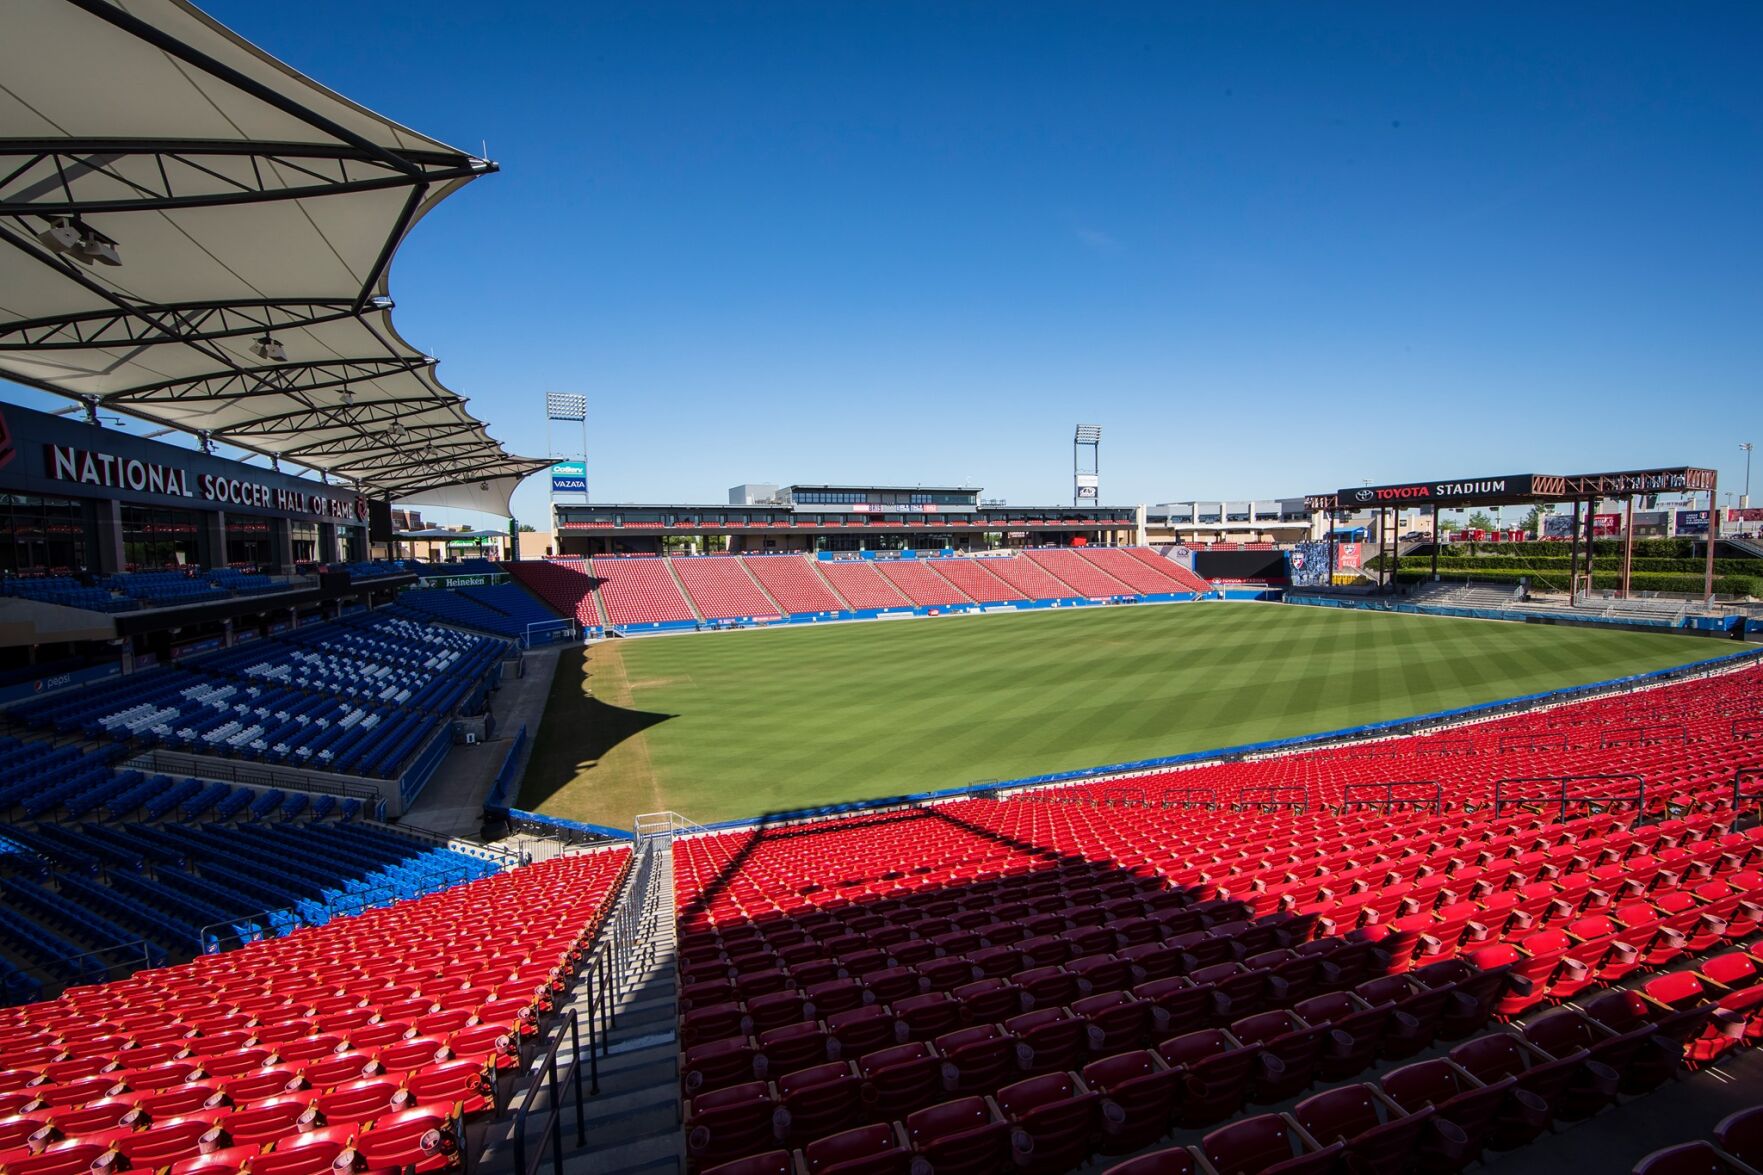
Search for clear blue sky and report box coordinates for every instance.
[9,2,1762,523]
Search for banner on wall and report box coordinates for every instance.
[1676,509,1710,535]
[1593,513,1622,536]
[1286,540,1332,587]
[1337,542,1363,570]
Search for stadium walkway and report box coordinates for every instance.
[402,645,563,838]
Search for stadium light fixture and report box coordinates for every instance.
[251,335,288,362]
[546,391,588,421]
[38,216,121,266]
[37,217,81,255]
[76,228,122,267]
[1074,424,1103,444]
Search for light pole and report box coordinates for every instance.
[1741,442,1754,507]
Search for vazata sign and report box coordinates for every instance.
[46,444,365,522]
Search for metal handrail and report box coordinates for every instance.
[509,1012,584,1175]
[497,840,649,1174]
[1493,773,1647,824]
[1234,785,1307,813]
[123,749,381,803]
[1341,780,1443,814]
[634,810,712,842]
[197,907,298,953]
[1733,767,1763,813]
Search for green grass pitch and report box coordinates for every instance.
[519,602,1721,827]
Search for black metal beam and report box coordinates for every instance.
[0,297,379,351]
[223,397,460,438]
[274,424,485,461]
[337,442,517,478]
[100,356,433,405]
[0,143,486,216]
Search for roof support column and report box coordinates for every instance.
[1706,478,1720,603]
[1622,498,1635,598]
[272,519,294,576]
[1431,506,1440,581]
[201,510,227,570]
[1567,499,1583,607]
[1583,497,1596,598]
[94,499,125,577]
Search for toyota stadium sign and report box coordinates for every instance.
[1338,474,1537,508]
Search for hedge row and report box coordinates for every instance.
[1393,565,1760,597]
[1431,539,1704,559]
[1389,556,1757,575]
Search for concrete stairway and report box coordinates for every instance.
[479,840,682,1175]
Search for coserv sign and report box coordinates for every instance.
[1338,474,1536,507]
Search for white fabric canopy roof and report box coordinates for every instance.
[0,0,547,515]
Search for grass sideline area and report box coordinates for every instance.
[520,602,1722,827]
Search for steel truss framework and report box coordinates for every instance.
[0,297,390,352]
[1301,465,1725,604]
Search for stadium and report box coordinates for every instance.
[2,5,1763,1175]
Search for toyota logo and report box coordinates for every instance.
[1354,489,1374,503]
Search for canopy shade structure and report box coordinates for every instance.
[0,0,549,513]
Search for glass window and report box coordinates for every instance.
[289,521,318,562]
[121,505,201,570]
[0,495,91,574]
[225,516,271,567]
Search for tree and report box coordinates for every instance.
[1520,506,1545,537]
[1438,518,1462,535]
[1466,510,1495,531]
[517,524,537,532]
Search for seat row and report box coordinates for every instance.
[1632,1104,1763,1174]
[0,850,631,1174]
[693,958,1727,1175]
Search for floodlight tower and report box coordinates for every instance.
[1074,424,1102,507]
[545,392,589,505]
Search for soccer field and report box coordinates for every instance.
[520,602,1720,827]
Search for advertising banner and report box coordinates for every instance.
[1675,509,1710,535]
[1727,508,1763,523]
[550,460,587,495]
[1593,513,1622,537]
[1338,474,1535,509]
[1337,542,1363,570]
[1543,514,1574,538]
[1286,541,1331,588]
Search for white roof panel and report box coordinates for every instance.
[0,0,547,512]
